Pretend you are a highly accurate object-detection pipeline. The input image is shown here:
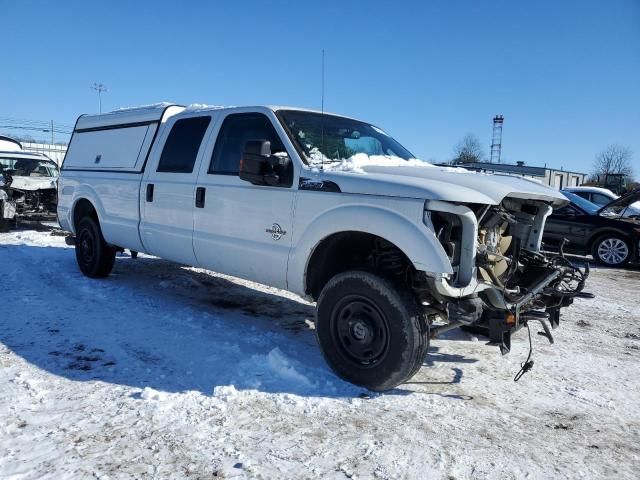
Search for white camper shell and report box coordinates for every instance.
[64,104,185,172]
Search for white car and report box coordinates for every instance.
[565,186,640,217]
[57,103,588,390]
[0,151,59,231]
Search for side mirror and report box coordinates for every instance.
[239,140,290,187]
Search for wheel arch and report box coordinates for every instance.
[71,197,101,233]
[288,204,453,299]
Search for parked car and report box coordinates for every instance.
[564,186,640,217]
[57,103,588,391]
[543,190,640,266]
[0,151,59,231]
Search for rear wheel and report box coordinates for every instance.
[592,235,630,266]
[316,271,428,391]
[75,216,116,277]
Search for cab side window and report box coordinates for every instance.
[157,116,211,173]
[209,113,286,175]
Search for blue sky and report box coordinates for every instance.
[2,0,639,174]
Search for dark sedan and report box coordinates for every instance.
[543,190,640,266]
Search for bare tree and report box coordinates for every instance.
[453,133,485,163]
[592,145,634,178]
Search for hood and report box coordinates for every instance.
[309,162,568,206]
[8,175,58,191]
[598,189,640,217]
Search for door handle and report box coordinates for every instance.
[195,187,206,208]
[146,183,154,202]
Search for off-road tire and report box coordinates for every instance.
[592,234,631,267]
[316,271,429,392]
[75,216,116,278]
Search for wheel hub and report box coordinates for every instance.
[350,319,371,342]
[79,232,95,264]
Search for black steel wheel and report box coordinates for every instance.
[316,271,428,391]
[75,216,116,278]
[331,294,391,367]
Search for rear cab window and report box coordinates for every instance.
[157,116,211,173]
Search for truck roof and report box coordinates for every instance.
[0,151,54,161]
[74,103,359,132]
[564,186,617,196]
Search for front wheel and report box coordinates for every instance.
[592,235,631,266]
[316,271,429,392]
[75,216,116,278]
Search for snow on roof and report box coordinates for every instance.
[184,103,230,112]
[115,102,175,112]
[76,103,186,130]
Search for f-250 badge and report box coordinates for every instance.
[266,223,287,241]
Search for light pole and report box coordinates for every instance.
[91,83,108,113]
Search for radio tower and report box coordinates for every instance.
[490,115,504,163]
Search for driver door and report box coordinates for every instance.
[192,111,296,289]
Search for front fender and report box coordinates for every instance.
[287,202,453,296]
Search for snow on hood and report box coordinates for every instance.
[9,176,57,191]
[306,153,567,206]
[309,152,446,173]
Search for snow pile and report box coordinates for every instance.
[213,384,239,401]
[265,347,316,389]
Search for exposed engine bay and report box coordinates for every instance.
[422,197,589,365]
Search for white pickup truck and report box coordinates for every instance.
[58,103,588,390]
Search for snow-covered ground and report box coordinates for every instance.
[1,226,639,479]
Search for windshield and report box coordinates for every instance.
[561,191,600,214]
[599,190,640,218]
[277,110,415,166]
[0,157,59,177]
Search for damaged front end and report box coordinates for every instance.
[1,168,58,228]
[420,196,590,363]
